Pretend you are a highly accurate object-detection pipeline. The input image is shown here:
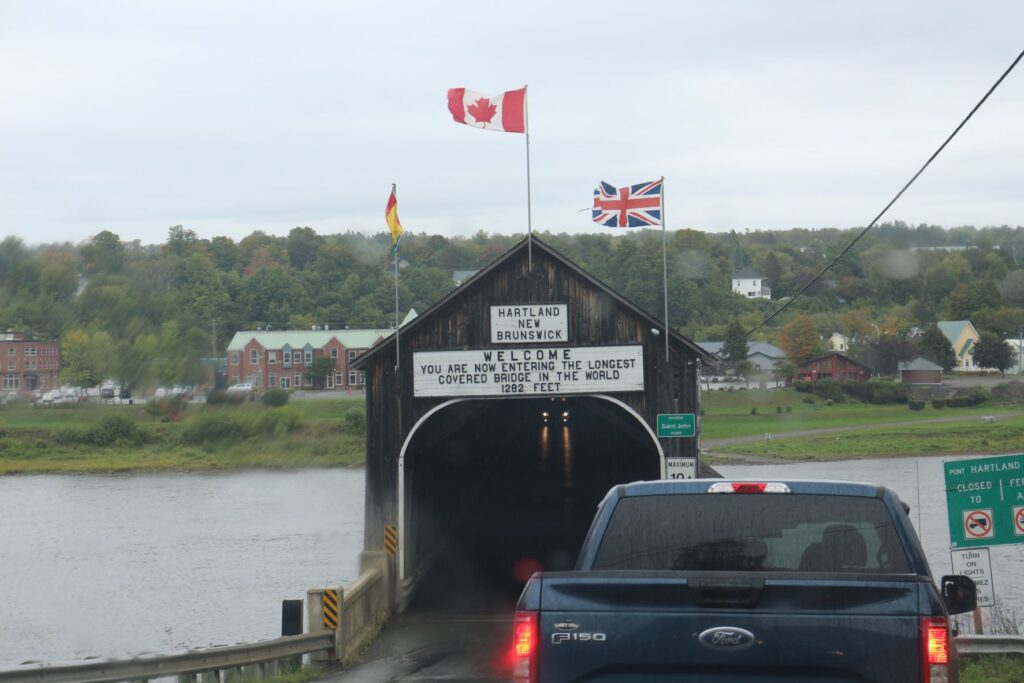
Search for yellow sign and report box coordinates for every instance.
[385,525,398,556]
[322,589,339,630]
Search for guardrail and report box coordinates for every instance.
[0,551,395,683]
[957,634,1024,655]
[0,632,333,683]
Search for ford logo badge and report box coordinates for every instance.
[554,621,579,631]
[698,627,755,650]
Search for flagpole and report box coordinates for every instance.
[661,176,669,362]
[525,84,533,273]
[393,183,401,371]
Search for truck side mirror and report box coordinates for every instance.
[941,575,977,615]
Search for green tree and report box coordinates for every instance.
[286,227,325,270]
[60,329,112,387]
[306,356,337,390]
[722,320,749,372]
[80,231,125,275]
[917,325,956,371]
[973,331,1014,377]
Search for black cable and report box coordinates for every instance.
[721,46,1024,361]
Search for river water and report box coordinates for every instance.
[0,469,365,668]
[2,458,1022,668]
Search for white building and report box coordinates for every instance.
[829,332,850,352]
[732,267,771,299]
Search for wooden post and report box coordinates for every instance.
[973,607,984,634]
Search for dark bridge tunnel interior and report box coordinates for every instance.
[403,396,660,614]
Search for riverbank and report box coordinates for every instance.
[4,387,1024,473]
[0,399,367,474]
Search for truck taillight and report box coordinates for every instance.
[921,617,950,683]
[513,610,538,682]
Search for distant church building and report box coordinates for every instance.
[732,267,771,299]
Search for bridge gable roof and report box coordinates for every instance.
[354,235,712,368]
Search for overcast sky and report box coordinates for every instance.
[1,1,1022,246]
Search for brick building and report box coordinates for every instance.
[1,331,62,394]
[225,328,390,392]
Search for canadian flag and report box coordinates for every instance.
[447,87,526,133]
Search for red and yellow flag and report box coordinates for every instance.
[385,187,404,246]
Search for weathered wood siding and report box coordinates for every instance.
[359,239,706,552]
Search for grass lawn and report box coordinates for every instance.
[0,396,367,474]
[706,414,1024,461]
[699,388,1021,441]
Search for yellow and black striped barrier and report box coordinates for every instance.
[384,525,398,556]
[322,588,339,630]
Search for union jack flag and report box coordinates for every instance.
[592,179,663,228]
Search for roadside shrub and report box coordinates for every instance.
[811,379,845,403]
[991,380,1024,403]
[802,396,815,404]
[750,407,757,415]
[793,380,814,393]
[825,399,834,407]
[785,406,792,413]
[908,400,926,411]
[206,390,228,405]
[181,409,302,445]
[343,406,366,434]
[775,406,782,414]
[932,399,946,409]
[261,388,289,407]
[56,415,150,447]
[146,396,188,422]
[948,386,990,408]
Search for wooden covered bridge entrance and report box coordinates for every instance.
[352,236,712,610]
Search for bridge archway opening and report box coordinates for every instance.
[400,395,661,613]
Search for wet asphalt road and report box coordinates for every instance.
[323,614,513,682]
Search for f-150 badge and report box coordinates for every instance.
[698,627,755,650]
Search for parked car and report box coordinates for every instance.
[225,383,253,395]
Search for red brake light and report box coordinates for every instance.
[921,617,950,682]
[733,482,768,494]
[512,610,538,681]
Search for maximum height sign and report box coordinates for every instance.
[944,453,1024,548]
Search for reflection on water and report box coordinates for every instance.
[717,455,1024,616]
[0,469,365,668]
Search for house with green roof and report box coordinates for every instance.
[226,327,391,391]
[937,320,983,372]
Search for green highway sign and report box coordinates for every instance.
[944,453,1024,548]
[657,413,695,438]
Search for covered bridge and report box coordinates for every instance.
[352,236,712,609]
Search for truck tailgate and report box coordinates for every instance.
[537,573,923,682]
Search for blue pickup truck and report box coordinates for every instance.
[511,479,976,683]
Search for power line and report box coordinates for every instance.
[723,46,1024,360]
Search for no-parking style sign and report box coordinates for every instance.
[963,509,994,540]
[944,454,1024,548]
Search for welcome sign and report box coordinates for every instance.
[413,345,644,397]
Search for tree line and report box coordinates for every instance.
[2,220,1023,389]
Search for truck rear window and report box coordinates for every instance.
[592,493,911,573]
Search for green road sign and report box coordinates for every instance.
[657,413,695,438]
[944,453,1024,548]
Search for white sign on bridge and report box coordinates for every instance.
[413,345,644,397]
[490,304,568,343]
[950,547,995,607]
